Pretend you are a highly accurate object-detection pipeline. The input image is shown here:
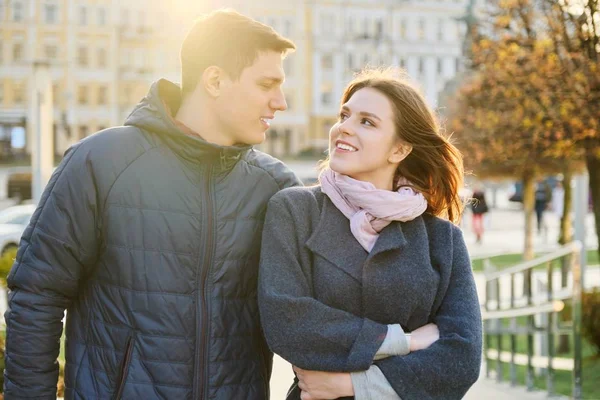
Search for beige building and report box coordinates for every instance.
[0,0,470,159]
[0,0,178,156]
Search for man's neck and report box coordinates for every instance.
[175,96,234,147]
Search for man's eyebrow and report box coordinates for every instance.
[341,105,381,121]
[258,76,284,84]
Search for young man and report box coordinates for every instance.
[4,10,300,399]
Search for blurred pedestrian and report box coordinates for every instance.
[535,180,552,234]
[470,188,488,243]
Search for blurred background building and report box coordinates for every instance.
[0,0,471,160]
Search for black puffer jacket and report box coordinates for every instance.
[4,80,301,399]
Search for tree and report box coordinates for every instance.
[449,35,578,259]
[539,0,600,263]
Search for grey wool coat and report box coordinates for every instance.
[258,186,483,400]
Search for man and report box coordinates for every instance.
[4,9,300,399]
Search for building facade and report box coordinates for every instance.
[307,0,468,151]
[0,0,178,157]
[0,0,470,159]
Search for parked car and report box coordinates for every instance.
[0,204,36,255]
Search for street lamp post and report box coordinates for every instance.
[28,61,54,204]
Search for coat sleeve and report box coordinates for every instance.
[374,226,483,400]
[258,196,388,372]
[4,143,101,398]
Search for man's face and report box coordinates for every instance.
[215,51,287,146]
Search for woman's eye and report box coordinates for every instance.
[362,118,374,127]
[339,113,348,121]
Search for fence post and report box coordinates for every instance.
[546,261,555,396]
[571,248,583,399]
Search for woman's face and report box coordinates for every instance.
[328,87,411,190]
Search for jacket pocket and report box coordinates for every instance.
[114,333,135,400]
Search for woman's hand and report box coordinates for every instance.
[409,322,439,352]
[293,366,354,400]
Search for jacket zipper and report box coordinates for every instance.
[194,163,215,400]
[114,333,135,400]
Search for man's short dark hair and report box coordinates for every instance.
[180,9,296,97]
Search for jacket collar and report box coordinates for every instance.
[306,194,408,282]
[124,79,251,170]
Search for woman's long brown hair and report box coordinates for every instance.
[323,67,465,224]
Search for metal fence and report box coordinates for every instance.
[478,241,583,399]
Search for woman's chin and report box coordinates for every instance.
[327,161,352,176]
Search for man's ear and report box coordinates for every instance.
[389,142,413,164]
[201,66,224,97]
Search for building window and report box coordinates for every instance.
[78,85,88,105]
[321,53,333,70]
[97,7,106,25]
[0,42,3,64]
[78,47,88,67]
[284,19,292,37]
[44,3,58,24]
[121,8,129,26]
[399,58,405,68]
[12,43,23,62]
[139,10,146,29]
[45,44,58,60]
[321,83,333,106]
[124,85,132,104]
[14,82,25,104]
[456,57,462,72]
[0,0,4,21]
[98,86,107,105]
[437,19,445,42]
[52,83,59,105]
[79,125,89,139]
[418,18,426,40]
[347,53,354,70]
[79,6,87,25]
[419,57,425,74]
[97,48,107,68]
[321,14,334,36]
[283,57,293,77]
[0,83,4,104]
[375,19,383,38]
[437,58,443,74]
[284,92,293,110]
[399,19,407,39]
[12,0,23,22]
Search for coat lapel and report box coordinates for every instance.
[368,220,408,260]
[305,196,367,282]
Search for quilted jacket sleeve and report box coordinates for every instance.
[4,143,101,398]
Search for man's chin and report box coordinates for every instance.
[245,131,267,146]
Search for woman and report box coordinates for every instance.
[258,68,482,399]
[470,188,489,243]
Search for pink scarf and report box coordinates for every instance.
[320,168,428,252]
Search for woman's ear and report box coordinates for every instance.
[389,142,413,164]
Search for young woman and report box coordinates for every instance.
[258,68,482,400]
[470,188,489,243]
